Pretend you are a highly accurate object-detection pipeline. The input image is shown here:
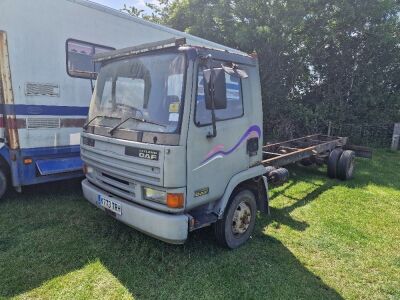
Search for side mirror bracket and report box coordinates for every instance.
[203,55,227,139]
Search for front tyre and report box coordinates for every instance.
[214,189,257,249]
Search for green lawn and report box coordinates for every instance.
[0,150,399,300]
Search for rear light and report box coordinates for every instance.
[23,158,33,165]
[166,193,184,209]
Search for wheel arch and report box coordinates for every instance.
[214,165,268,218]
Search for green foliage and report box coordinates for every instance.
[123,0,400,142]
[121,4,144,17]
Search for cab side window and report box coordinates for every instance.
[195,68,244,126]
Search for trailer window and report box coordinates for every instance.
[195,69,244,126]
[66,39,115,79]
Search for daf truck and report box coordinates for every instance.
[81,38,359,248]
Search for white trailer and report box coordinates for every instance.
[0,0,241,198]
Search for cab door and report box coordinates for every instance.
[186,63,260,210]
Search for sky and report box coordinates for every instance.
[90,0,157,13]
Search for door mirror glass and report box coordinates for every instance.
[203,68,227,110]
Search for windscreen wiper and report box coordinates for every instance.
[109,117,166,136]
[109,116,166,136]
[83,115,104,130]
[83,115,120,130]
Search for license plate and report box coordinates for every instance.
[97,195,122,215]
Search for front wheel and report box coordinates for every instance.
[214,189,257,249]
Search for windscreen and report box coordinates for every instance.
[89,52,186,134]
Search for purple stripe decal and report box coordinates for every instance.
[201,125,261,165]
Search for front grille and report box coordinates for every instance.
[81,145,162,185]
[81,149,161,184]
[102,173,129,186]
[95,171,136,199]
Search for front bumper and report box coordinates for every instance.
[82,179,189,244]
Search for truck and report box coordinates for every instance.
[81,38,364,249]
[0,0,239,199]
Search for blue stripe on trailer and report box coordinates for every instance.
[0,104,89,116]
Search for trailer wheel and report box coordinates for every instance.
[337,150,355,181]
[214,189,257,249]
[327,149,343,179]
[0,167,8,200]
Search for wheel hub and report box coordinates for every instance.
[232,201,252,235]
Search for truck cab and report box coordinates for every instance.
[81,38,268,248]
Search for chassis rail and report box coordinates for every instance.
[262,134,348,168]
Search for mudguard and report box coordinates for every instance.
[214,165,267,218]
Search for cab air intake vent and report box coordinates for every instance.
[25,82,60,97]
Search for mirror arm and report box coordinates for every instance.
[206,55,217,139]
[207,89,217,139]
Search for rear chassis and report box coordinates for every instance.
[263,134,370,167]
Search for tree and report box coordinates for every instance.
[123,0,400,143]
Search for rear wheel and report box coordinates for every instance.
[327,149,343,179]
[0,167,8,200]
[337,150,355,181]
[214,189,257,249]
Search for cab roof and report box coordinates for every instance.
[93,38,257,67]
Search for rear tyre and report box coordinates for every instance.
[327,149,343,179]
[214,189,257,249]
[337,150,355,181]
[0,168,8,200]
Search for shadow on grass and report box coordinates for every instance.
[268,177,334,232]
[0,179,342,299]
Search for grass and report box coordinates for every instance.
[0,149,399,299]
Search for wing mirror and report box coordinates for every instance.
[203,67,227,110]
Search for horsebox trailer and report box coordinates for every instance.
[0,0,241,198]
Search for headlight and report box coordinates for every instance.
[143,187,166,204]
[83,163,94,175]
